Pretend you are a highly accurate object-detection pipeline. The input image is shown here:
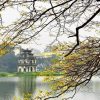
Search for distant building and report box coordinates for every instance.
[18,49,36,72]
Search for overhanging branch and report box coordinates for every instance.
[64,8,100,57]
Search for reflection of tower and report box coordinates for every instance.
[18,76,36,99]
[18,49,36,72]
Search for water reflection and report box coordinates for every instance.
[0,76,100,100]
[0,77,36,100]
[17,76,36,99]
[0,77,17,100]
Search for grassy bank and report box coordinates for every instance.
[0,72,16,77]
[0,71,63,77]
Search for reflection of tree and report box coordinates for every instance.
[18,76,36,99]
[0,78,17,100]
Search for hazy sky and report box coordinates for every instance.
[1,5,100,52]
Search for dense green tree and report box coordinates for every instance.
[0,52,18,72]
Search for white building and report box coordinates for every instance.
[18,49,36,72]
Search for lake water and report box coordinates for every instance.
[0,76,100,100]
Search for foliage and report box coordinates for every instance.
[0,0,100,99]
[0,41,14,56]
[0,0,100,56]
[0,51,18,72]
[13,93,32,100]
[42,37,100,99]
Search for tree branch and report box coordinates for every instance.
[64,8,100,57]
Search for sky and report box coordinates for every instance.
[1,7,52,52]
[1,7,74,52]
[1,4,100,52]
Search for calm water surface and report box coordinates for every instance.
[0,76,100,100]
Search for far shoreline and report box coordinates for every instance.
[0,72,64,77]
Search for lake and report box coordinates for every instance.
[0,76,100,100]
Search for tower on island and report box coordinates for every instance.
[18,49,36,72]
